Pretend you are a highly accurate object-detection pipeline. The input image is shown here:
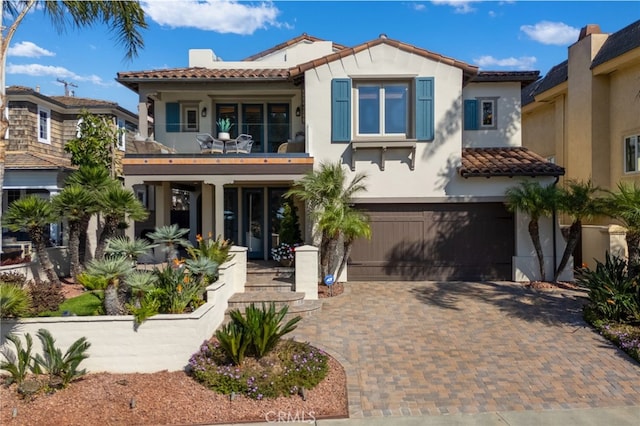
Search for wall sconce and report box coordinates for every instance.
[295,106,301,117]
[201,107,207,117]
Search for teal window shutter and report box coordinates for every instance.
[464,99,478,130]
[166,102,180,133]
[332,78,351,142]
[415,77,434,141]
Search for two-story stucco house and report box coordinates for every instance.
[117,33,566,282]
[2,85,138,249]
[522,20,640,267]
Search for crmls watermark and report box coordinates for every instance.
[264,410,316,423]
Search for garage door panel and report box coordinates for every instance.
[349,203,514,281]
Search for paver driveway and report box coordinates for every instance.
[291,281,640,419]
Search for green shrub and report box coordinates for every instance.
[0,283,31,318]
[187,233,233,271]
[215,322,251,366]
[32,329,90,388]
[0,333,35,385]
[231,303,302,359]
[576,252,639,322]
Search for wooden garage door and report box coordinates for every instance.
[348,203,514,281]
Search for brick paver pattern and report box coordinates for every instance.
[292,281,640,418]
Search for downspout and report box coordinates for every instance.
[551,176,560,279]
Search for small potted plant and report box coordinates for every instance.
[271,242,296,267]
[216,118,234,140]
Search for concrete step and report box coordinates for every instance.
[246,268,294,285]
[227,291,305,310]
[244,281,293,293]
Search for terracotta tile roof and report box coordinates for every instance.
[243,33,348,61]
[460,147,564,178]
[6,151,73,170]
[591,19,640,69]
[289,35,478,79]
[117,67,290,91]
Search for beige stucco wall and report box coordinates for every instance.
[522,102,557,159]
[609,61,640,189]
[462,82,524,148]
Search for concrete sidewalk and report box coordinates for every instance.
[220,406,640,425]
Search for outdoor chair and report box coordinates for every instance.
[196,133,224,154]
[225,133,254,154]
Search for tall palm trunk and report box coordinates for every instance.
[627,230,640,280]
[28,229,60,286]
[319,232,331,278]
[95,218,118,260]
[554,220,581,282]
[335,239,355,283]
[326,233,341,279]
[528,219,545,281]
[68,221,83,279]
[104,281,125,315]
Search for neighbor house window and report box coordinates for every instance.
[356,82,409,136]
[37,106,51,143]
[464,97,499,130]
[117,119,126,151]
[624,134,639,173]
[182,104,199,132]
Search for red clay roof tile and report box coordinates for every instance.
[460,147,564,178]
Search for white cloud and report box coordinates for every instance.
[520,21,579,45]
[6,63,108,86]
[141,0,281,35]
[431,0,479,14]
[473,55,537,70]
[411,3,427,11]
[8,41,55,58]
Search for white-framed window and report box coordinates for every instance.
[37,106,51,143]
[182,104,199,132]
[624,134,639,173]
[464,97,499,131]
[117,118,126,151]
[480,99,496,128]
[356,82,409,137]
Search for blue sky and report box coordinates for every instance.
[5,1,639,113]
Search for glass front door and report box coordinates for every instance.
[243,189,264,259]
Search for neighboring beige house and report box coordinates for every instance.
[117,33,567,282]
[522,20,640,267]
[2,86,138,249]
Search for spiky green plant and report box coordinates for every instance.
[80,256,134,315]
[0,283,31,318]
[32,329,90,388]
[0,333,35,385]
[605,182,640,278]
[105,236,157,265]
[147,224,192,262]
[215,322,250,365]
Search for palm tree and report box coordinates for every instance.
[334,207,372,281]
[94,186,148,260]
[505,181,558,281]
[0,0,147,253]
[52,184,97,279]
[605,182,640,278]
[104,236,156,266]
[554,180,605,281]
[3,195,60,285]
[80,256,134,315]
[65,166,117,263]
[286,161,368,279]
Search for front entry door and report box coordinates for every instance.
[243,189,264,259]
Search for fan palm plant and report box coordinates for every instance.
[52,184,97,278]
[94,186,148,260]
[505,181,558,281]
[105,236,157,266]
[554,180,606,281]
[3,195,61,286]
[286,161,368,279]
[605,182,640,278]
[80,256,134,315]
[146,224,192,262]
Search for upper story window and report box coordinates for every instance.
[624,134,639,173]
[464,97,499,131]
[38,106,51,143]
[165,102,199,133]
[356,83,409,137]
[331,77,434,142]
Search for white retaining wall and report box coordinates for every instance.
[0,246,247,374]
